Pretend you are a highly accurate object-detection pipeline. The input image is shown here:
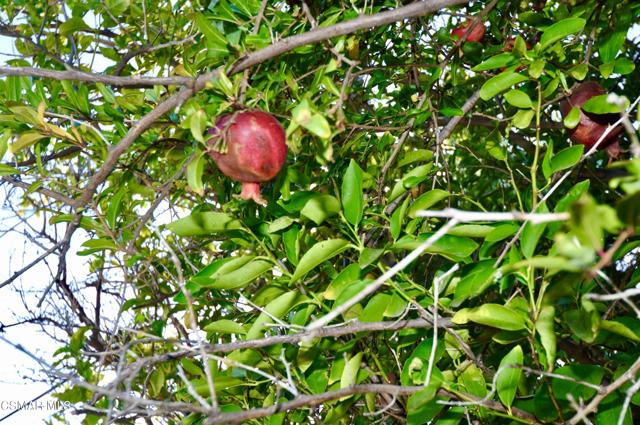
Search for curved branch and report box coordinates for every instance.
[0,66,192,87]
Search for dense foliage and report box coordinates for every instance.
[0,0,639,424]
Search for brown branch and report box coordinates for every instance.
[1,175,76,206]
[205,317,452,354]
[113,35,198,76]
[229,0,469,74]
[0,66,192,87]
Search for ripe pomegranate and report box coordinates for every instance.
[559,82,623,152]
[451,19,485,43]
[207,110,287,206]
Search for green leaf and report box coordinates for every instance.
[0,164,19,176]
[406,379,442,424]
[393,233,479,261]
[390,196,410,240]
[550,145,584,174]
[341,160,363,226]
[358,247,383,269]
[614,58,635,75]
[60,17,90,36]
[204,319,247,335]
[246,291,299,340]
[340,352,363,389]
[359,293,390,323]
[300,195,341,225]
[535,306,556,370]
[197,259,272,290]
[471,53,517,72]
[186,151,206,196]
[448,224,494,238]
[453,304,528,331]
[188,110,207,143]
[397,149,433,167]
[504,89,533,108]
[539,18,586,51]
[551,364,604,401]
[563,308,599,343]
[401,338,444,386]
[512,109,534,129]
[106,188,126,229]
[453,259,497,304]
[0,129,10,160]
[600,319,640,342]
[195,13,228,54]
[599,61,615,79]
[50,214,102,233]
[496,345,523,408]
[291,99,331,139]
[407,189,450,218]
[569,63,588,81]
[10,131,46,154]
[528,59,545,79]
[480,72,529,101]
[582,94,628,114]
[167,212,243,236]
[521,203,548,258]
[563,106,581,129]
[599,31,627,63]
[290,239,350,283]
[78,237,118,255]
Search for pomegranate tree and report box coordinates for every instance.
[207,110,287,206]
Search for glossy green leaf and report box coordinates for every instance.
[539,18,586,51]
[535,306,556,370]
[480,72,529,101]
[504,89,533,109]
[290,239,350,283]
[599,31,627,63]
[453,259,497,304]
[204,320,247,335]
[582,94,628,114]
[471,53,517,72]
[0,164,19,176]
[407,189,450,218]
[246,291,299,340]
[569,63,588,81]
[341,159,363,226]
[340,352,363,389]
[563,106,580,129]
[167,212,243,236]
[496,345,523,408]
[512,109,534,129]
[393,233,479,261]
[186,151,206,196]
[195,13,228,54]
[300,195,340,225]
[197,259,272,290]
[453,304,528,331]
[10,131,46,154]
[550,144,583,174]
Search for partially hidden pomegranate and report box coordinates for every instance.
[559,82,623,152]
[207,110,287,206]
[451,19,485,43]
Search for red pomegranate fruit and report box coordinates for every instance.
[559,82,623,152]
[207,110,287,206]
[451,19,485,43]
